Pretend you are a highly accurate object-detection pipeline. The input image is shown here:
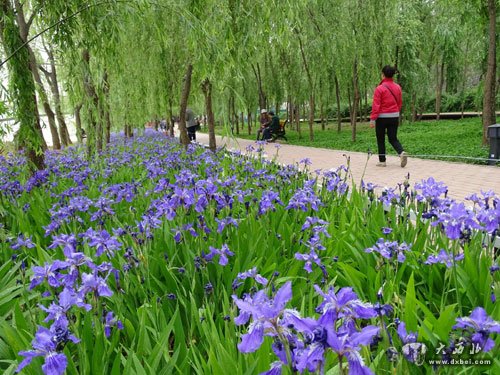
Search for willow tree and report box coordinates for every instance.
[482,0,497,145]
[395,0,430,121]
[40,41,72,146]
[0,0,47,169]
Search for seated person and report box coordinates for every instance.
[257,109,271,140]
[262,111,280,140]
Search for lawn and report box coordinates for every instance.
[215,117,492,164]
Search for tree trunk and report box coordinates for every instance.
[364,84,369,122]
[320,102,325,131]
[74,104,83,143]
[201,78,216,151]
[247,110,252,135]
[411,92,417,122]
[296,103,301,136]
[460,39,469,120]
[483,0,497,145]
[252,63,267,110]
[0,0,46,169]
[351,59,360,142]
[297,29,314,142]
[13,4,60,150]
[178,63,193,146]
[335,74,342,133]
[286,97,290,123]
[240,112,244,135]
[435,58,445,120]
[233,97,239,135]
[309,94,315,141]
[42,45,72,146]
[168,98,174,137]
[103,70,112,145]
[82,49,100,157]
[347,87,353,124]
[227,96,232,133]
[124,124,133,138]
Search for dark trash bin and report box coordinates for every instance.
[488,124,500,165]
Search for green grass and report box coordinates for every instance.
[216,117,493,164]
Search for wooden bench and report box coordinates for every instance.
[269,119,288,142]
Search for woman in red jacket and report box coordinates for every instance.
[370,65,408,168]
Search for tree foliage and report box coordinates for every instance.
[0,0,497,164]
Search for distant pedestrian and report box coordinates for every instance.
[186,108,197,141]
[370,65,407,168]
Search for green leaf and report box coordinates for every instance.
[404,272,418,331]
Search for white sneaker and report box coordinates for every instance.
[376,162,387,167]
[400,152,408,168]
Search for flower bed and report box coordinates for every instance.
[0,131,498,374]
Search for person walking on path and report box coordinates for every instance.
[186,108,198,142]
[370,65,407,168]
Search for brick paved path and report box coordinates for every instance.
[196,133,500,202]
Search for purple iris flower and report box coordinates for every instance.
[286,310,379,375]
[235,267,268,286]
[301,217,329,232]
[259,190,283,215]
[78,272,113,297]
[172,186,195,208]
[10,234,36,250]
[286,186,323,212]
[260,361,283,375]
[299,158,312,166]
[47,234,78,255]
[381,227,392,235]
[233,282,292,353]
[323,169,349,195]
[17,325,79,375]
[453,307,500,352]
[475,206,500,234]
[326,323,379,375]
[424,249,464,268]
[203,244,234,266]
[215,217,239,233]
[40,288,91,327]
[314,284,377,321]
[68,195,93,212]
[295,249,322,273]
[414,177,448,204]
[397,322,427,363]
[195,194,209,212]
[84,229,122,257]
[30,261,69,290]
[433,202,479,240]
[104,311,124,338]
[302,235,327,252]
[365,239,411,263]
[378,187,400,206]
[397,322,417,344]
[183,223,198,237]
[90,197,115,222]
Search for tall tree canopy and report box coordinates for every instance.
[0,0,498,167]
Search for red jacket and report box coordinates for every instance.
[370,78,402,121]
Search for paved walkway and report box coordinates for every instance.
[196,133,500,202]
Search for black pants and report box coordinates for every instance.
[375,117,403,162]
[256,127,265,140]
[188,129,196,141]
